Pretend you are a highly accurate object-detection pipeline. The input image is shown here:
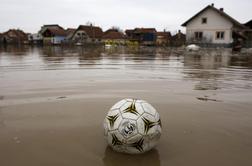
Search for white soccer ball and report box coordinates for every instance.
[104,98,162,154]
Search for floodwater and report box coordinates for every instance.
[0,45,252,166]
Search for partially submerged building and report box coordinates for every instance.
[28,33,43,45]
[156,31,172,46]
[125,28,157,46]
[171,30,186,47]
[39,24,66,45]
[65,28,76,42]
[182,4,246,47]
[102,29,126,45]
[41,28,67,45]
[244,20,252,48]
[71,25,103,44]
[1,29,28,45]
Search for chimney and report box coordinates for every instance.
[220,8,224,12]
[211,3,214,7]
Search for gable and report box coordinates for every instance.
[182,5,245,29]
[186,8,233,29]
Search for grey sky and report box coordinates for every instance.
[0,0,251,33]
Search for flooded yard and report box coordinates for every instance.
[0,46,252,166]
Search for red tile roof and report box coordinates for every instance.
[156,32,172,39]
[2,29,28,40]
[134,28,157,33]
[75,25,103,38]
[102,29,125,39]
[43,28,67,36]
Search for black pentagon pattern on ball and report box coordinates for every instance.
[157,118,162,127]
[142,117,156,134]
[107,114,119,128]
[130,137,144,152]
[111,133,123,146]
[123,100,139,115]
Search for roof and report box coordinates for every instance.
[2,29,28,40]
[181,4,246,29]
[102,29,125,39]
[42,28,67,36]
[75,25,103,38]
[244,20,252,29]
[134,28,157,33]
[66,28,76,35]
[42,24,63,29]
[125,29,134,34]
[156,32,172,38]
[39,24,64,34]
[172,31,186,40]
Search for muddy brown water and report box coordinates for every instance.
[0,46,252,166]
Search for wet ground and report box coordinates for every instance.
[0,45,252,166]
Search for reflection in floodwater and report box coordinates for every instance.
[183,50,252,90]
[1,46,252,91]
[102,146,160,166]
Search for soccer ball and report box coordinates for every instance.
[104,98,162,154]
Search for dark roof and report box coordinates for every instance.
[181,5,246,29]
[75,25,103,38]
[244,20,252,29]
[134,28,157,33]
[39,24,64,34]
[42,24,63,29]
[104,29,118,34]
[2,29,28,40]
[172,31,186,40]
[42,28,66,36]
[102,29,125,39]
[125,29,134,33]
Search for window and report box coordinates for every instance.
[216,31,225,40]
[194,32,203,40]
[202,18,207,24]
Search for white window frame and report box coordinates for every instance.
[216,31,225,40]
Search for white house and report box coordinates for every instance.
[182,4,246,46]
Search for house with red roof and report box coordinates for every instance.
[71,25,103,44]
[156,31,172,46]
[102,29,126,45]
[1,29,28,45]
[41,27,67,45]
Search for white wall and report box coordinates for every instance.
[186,8,234,44]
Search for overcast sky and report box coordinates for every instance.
[0,0,251,33]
